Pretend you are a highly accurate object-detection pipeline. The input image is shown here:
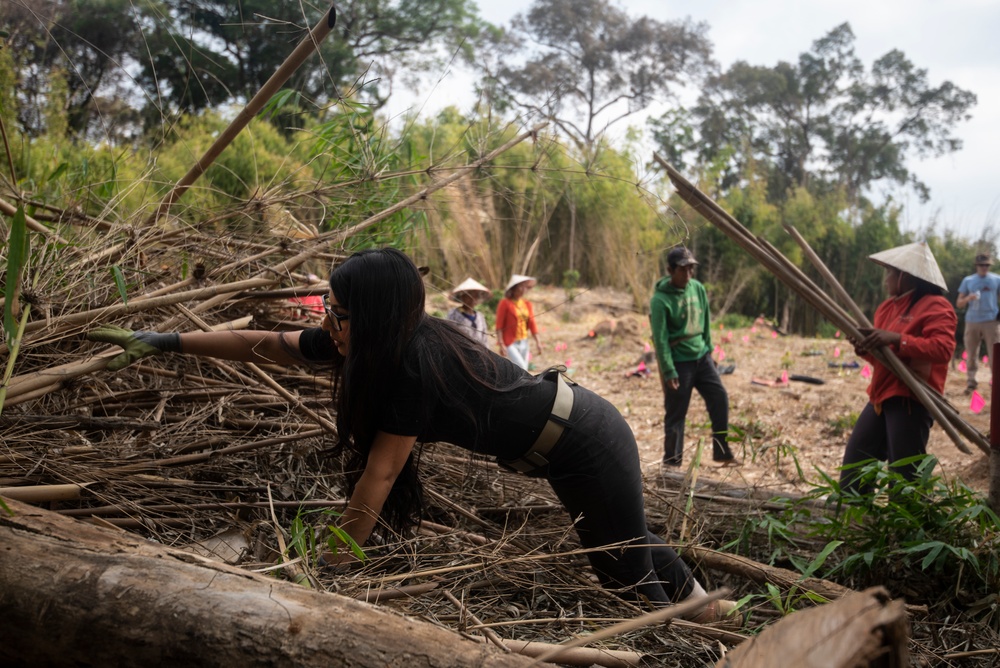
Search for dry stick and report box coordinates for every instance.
[58,499,347,518]
[654,154,975,456]
[0,195,70,244]
[0,484,89,503]
[784,224,989,455]
[17,276,273,337]
[145,5,339,227]
[104,428,325,473]
[525,588,731,668]
[476,639,641,668]
[443,590,510,653]
[174,304,337,435]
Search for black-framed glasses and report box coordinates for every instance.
[322,294,350,331]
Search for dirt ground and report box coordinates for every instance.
[432,284,994,497]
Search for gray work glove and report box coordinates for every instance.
[87,325,182,371]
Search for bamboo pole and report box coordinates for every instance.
[0,195,70,244]
[653,154,976,456]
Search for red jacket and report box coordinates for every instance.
[859,292,956,407]
[495,298,537,347]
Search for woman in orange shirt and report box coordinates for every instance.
[843,242,956,493]
[495,274,543,370]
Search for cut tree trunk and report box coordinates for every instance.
[716,586,908,668]
[0,496,536,668]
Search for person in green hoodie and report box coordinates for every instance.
[650,247,738,467]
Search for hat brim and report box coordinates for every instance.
[450,289,490,302]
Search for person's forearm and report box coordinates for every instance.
[335,470,395,550]
[178,330,300,365]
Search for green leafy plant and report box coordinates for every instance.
[288,507,366,569]
[750,456,1000,600]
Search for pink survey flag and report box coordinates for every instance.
[984,355,990,366]
[860,364,872,379]
[970,390,986,414]
[714,344,721,356]
[718,348,726,362]
[742,335,750,344]
[751,326,758,333]
[770,330,778,339]
[565,358,572,368]
[834,330,841,338]
[959,360,968,373]
[780,370,789,385]
[962,350,968,360]
[833,347,841,358]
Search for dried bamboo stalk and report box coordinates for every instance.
[0,195,70,244]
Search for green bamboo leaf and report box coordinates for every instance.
[111,266,128,305]
[3,205,28,344]
[800,539,844,579]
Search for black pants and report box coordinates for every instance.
[840,396,933,494]
[542,385,695,604]
[661,352,733,464]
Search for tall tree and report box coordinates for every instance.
[485,0,713,152]
[654,23,977,206]
[1,0,144,138]
[137,0,486,116]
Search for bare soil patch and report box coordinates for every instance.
[451,284,992,497]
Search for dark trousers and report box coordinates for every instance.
[840,397,933,494]
[661,352,733,464]
[543,386,695,604]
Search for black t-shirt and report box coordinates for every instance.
[298,326,556,459]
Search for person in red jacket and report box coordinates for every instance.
[842,242,957,493]
[495,274,543,370]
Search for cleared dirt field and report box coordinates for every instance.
[433,283,993,498]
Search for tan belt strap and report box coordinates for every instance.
[501,372,574,474]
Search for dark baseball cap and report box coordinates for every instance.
[668,247,698,267]
[975,254,992,266]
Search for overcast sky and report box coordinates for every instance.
[385,0,1000,241]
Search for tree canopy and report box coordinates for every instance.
[653,23,976,206]
[484,0,713,151]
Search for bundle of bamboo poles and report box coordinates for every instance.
[654,153,989,456]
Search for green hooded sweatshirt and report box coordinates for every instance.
[649,276,712,381]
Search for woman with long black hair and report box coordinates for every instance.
[842,242,957,492]
[89,248,734,620]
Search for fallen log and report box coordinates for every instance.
[716,586,908,668]
[0,496,537,667]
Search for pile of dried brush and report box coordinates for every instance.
[2,151,998,667]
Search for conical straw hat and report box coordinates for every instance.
[868,242,948,291]
[505,274,537,292]
[449,277,491,302]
